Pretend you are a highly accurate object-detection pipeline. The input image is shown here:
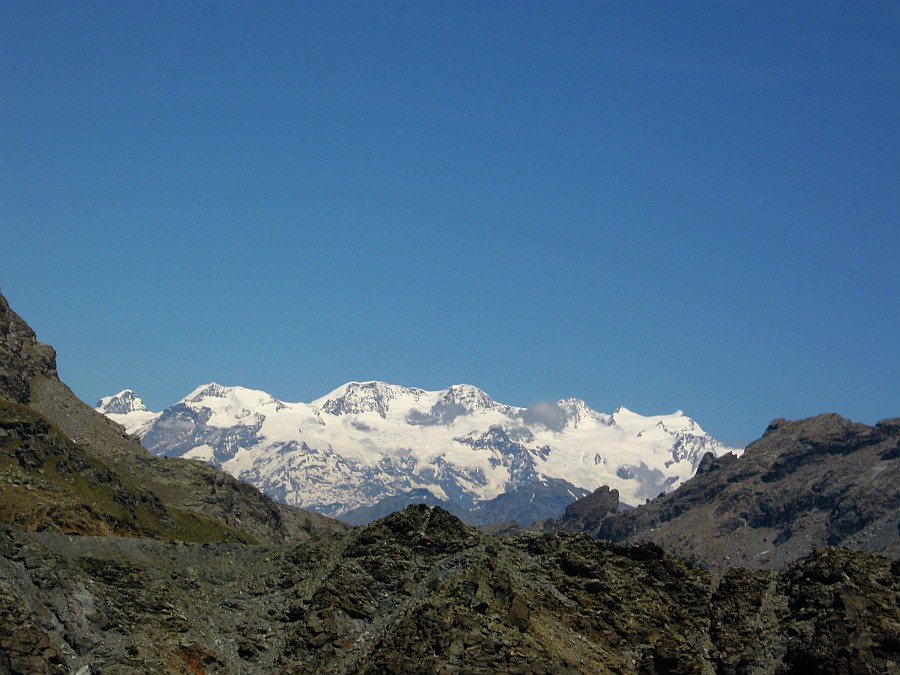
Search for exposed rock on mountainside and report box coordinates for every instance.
[0,399,176,538]
[552,414,900,571]
[0,292,344,544]
[0,293,57,404]
[1,506,898,673]
[556,485,622,531]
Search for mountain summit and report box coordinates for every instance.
[96,389,150,415]
[98,380,740,519]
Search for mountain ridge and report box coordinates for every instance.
[549,412,900,571]
[97,380,740,520]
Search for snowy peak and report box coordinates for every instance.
[181,382,284,408]
[177,383,287,428]
[313,381,503,421]
[95,389,161,436]
[439,384,504,414]
[97,379,743,517]
[186,382,230,401]
[316,381,426,418]
[613,406,705,437]
[95,390,149,415]
[555,398,612,428]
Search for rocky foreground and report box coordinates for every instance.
[1,504,899,674]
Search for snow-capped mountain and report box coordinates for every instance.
[96,381,741,518]
[97,390,161,433]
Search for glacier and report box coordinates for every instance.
[97,381,741,518]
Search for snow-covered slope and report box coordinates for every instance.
[96,381,741,517]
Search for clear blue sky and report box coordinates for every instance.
[2,1,898,446]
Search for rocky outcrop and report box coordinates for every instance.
[0,293,57,404]
[551,414,900,571]
[339,488,467,526]
[563,485,619,524]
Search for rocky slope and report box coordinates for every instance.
[0,398,184,539]
[96,381,739,522]
[551,414,900,572]
[1,506,898,674]
[0,292,344,544]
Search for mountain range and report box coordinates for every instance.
[96,382,739,522]
[1,290,898,673]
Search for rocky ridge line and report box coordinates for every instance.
[550,413,900,571]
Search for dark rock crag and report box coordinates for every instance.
[0,293,58,404]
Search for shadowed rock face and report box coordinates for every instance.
[551,413,900,571]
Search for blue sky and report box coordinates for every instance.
[2,1,897,446]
